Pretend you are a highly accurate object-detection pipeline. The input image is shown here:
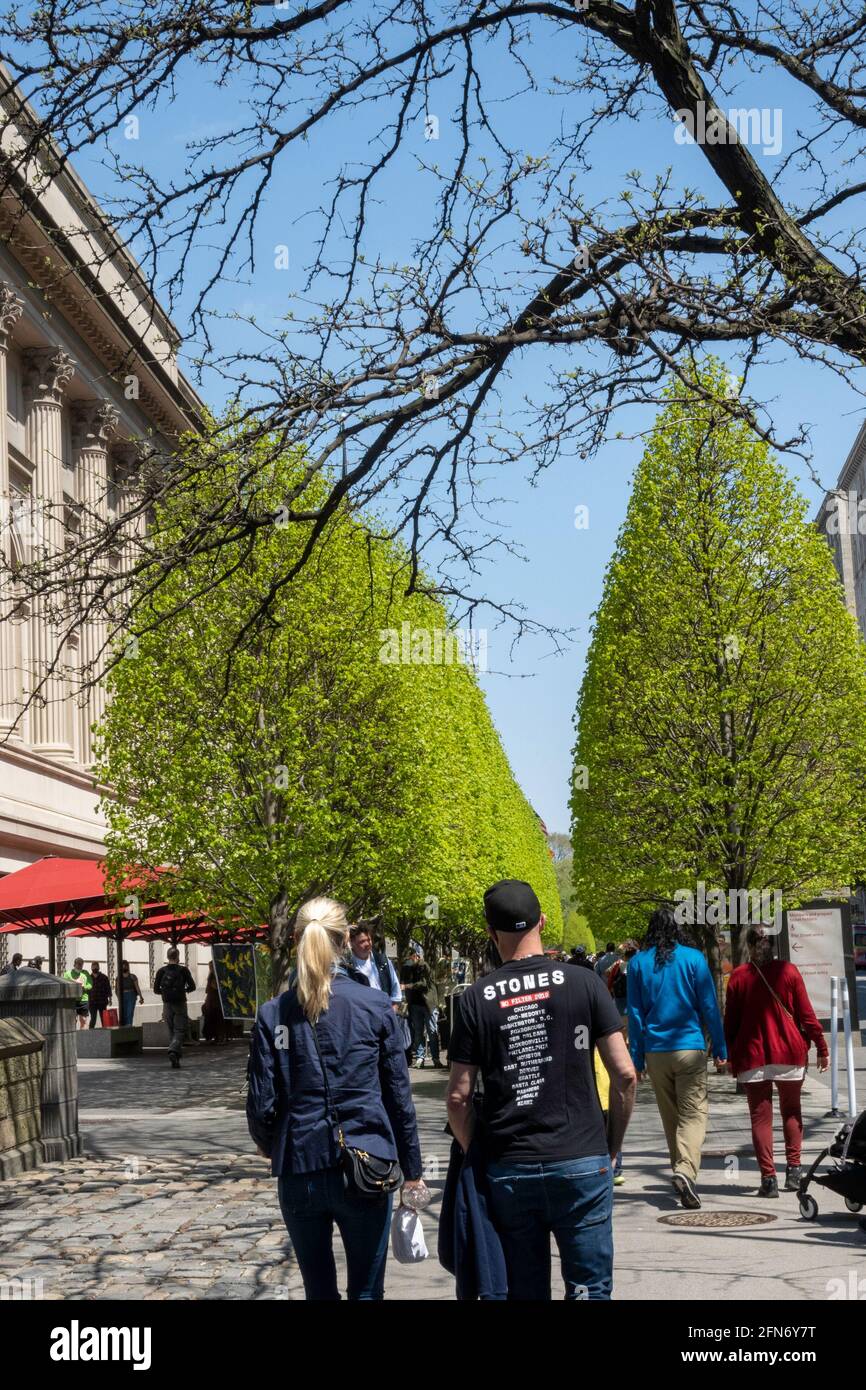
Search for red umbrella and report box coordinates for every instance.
[0,857,163,976]
[67,914,266,944]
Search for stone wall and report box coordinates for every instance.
[0,967,82,1162]
[0,1016,44,1179]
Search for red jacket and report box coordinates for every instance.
[723,960,827,1077]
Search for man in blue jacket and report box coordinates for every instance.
[627,906,727,1211]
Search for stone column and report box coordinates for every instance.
[72,401,118,760]
[0,284,24,735]
[22,346,76,759]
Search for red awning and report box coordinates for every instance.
[0,857,164,934]
[0,857,107,922]
[0,857,265,948]
[66,912,267,943]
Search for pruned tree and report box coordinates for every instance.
[4,2,866,683]
[570,360,866,963]
[97,426,560,982]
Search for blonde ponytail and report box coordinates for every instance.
[294,896,349,1022]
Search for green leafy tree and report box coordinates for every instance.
[547,831,577,922]
[544,908,594,955]
[96,429,559,983]
[571,361,866,966]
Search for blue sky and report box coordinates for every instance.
[62,16,863,834]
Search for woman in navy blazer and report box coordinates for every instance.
[247,896,424,1300]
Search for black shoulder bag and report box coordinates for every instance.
[309,1019,403,1201]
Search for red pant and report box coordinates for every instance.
[745,1080,803,1176]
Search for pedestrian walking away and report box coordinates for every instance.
[569,946,594,970]
[246,896,426,1301]
[154,947,196,1066]
[627,907,727,1211]
[115,961,144,1028]
[594,1044,625,1186]
[724,926,829,1197]
[87,961,112,1029]
[400,947,444,1068]
[595,941,620,980]
[63,957,93,1030]
[606,940,639,1040]
[201,963,227,1044]
[447,879,636,1301]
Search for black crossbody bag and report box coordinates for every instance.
[309,1019,403,1201]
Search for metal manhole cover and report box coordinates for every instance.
[659,1211,777,1228]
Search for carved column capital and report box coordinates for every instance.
[0,283,23,352]
[22,346,75,406]
[112,437,150,468]
[71,400,120,453]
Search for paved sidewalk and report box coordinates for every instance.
[0,1045,863,1300]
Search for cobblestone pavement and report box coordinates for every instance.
[0,1046,455,1301]
[1,1043,864,1300]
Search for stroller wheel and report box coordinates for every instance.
[844,1198,863,1214]
[799,1194,819,1220]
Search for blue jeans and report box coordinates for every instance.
[486,1154,613,1300]
[278,1167,393,1301]
[408,1004,440,1063]
[121,994,136,1027]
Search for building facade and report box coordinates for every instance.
[0,78,205,992]
[815,418,866,642]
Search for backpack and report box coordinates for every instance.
[159,963,188,1005]
[611,962,628,1000]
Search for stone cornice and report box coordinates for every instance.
[0,176,203,442]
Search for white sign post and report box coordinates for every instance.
[785,907,847,1022]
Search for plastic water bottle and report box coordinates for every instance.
[401,1179,433,1211]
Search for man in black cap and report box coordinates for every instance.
[446,879,636,1300]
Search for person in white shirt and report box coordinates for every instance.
[348,925,403,1010]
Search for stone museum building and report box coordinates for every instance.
[0,76,205,996]
[816,417,866,640]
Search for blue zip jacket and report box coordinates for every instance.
[438,1139,507,1302]
[627,943,726,1072]
[246,970,422,1180]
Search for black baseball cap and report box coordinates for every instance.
[483,879,542,933]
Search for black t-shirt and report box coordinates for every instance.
[448,955,624,1162]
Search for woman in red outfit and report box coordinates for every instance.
[724,927,829,1198]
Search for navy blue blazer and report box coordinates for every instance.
[246,971,423,1180]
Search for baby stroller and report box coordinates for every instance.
[798,1109,866,1227]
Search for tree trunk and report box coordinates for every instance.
[422,922,445,963]
[392,919,412,969]
[269,887,293,994]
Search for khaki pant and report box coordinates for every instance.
[646,1050,709,1182]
